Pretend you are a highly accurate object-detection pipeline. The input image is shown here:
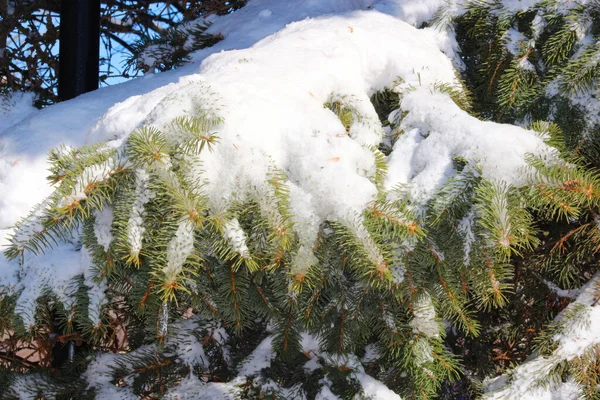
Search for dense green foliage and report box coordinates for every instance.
[1,0,600,399]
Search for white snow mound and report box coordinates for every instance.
[0,0,553,349]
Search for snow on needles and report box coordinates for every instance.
[1,0,553,337]
[483,274,600,400]
[0,0,562,396]
[0,0,451,246]
[386,88,552,199]
[90,9,551,276]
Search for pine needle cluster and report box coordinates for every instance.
[2,1,600,398]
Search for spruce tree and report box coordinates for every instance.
[1,0,599,399]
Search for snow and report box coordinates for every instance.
[8,241,79,328]
[324,353,402,399]
[555,75,600,132]
[541,278,582,299]
[302,332,324,371]
[357,370,403,400]
[316,384,341,400]
[0,92,37,133]
[484,274,600,399]
[164,375,240,399]
[503,28,528,56]
[8,374,50,400]
[179,11,463,270]
[386,88,553,200]
[167,331,402,399]
[485,374,582,400]
[59,155,121,208]
[518,58,536,72]
[408,294,439,365]
[126,168,154,258]
[82,321,239,399]
[237,336,275,376]
[171,319,210,368]
[223,218,251,258]
[553,275,600,358]
[531,14,547,39]
[457,211,475,266]
[194,0,449,58]
[164,220,195,282]
[0,0,590,398]
[84,350,136,399]
[410,294,439,338]
[3,2,502,286]
[81,246,107,326]
[362,343,381,364]
[0,0,543,278]
[93,206,114,251]
[501,0,539,12]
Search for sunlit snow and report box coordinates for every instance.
[0,0,594,398]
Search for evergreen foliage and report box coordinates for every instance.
[2,1,600,399]
[432,0,600,396]
[125,22,225,75]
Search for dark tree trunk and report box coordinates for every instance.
[58,0,100,101]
